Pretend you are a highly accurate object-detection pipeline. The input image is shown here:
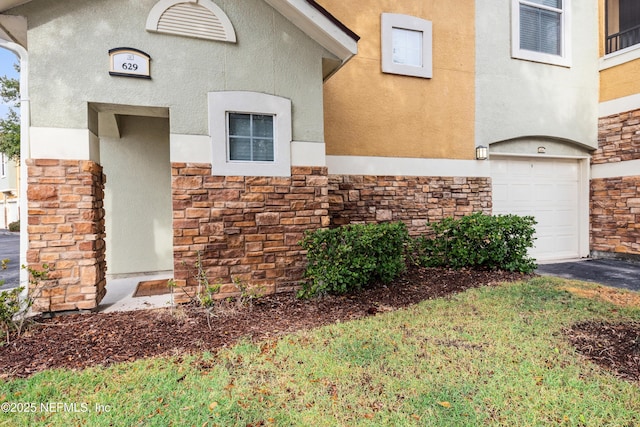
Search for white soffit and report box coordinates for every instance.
[1,0,30,48]
[264,0,357,62]
[0,13,27,48]
[0,0,30,13]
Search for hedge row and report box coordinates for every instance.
[299,213,537,298]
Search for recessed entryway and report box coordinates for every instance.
[100,114,173,278]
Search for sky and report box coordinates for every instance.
[0,48,20,119]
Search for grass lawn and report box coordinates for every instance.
[1,277,639,426]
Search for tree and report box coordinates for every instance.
[0,63,20,161]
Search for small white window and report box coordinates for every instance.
[512,0,571,67]
[228,113,274,162]
[381,13,432,79]
[209,92,292,177]
[0,154,6,178]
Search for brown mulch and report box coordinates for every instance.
[1,266,638,383]
[565,321,640,383]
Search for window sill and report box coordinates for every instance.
[600,44,640,71]
[512,49,571,68]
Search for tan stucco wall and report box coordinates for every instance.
[600,60,640,102]
[599,0,605,58]
[318,0,476,160]
[10,0,329,142]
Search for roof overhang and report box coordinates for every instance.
[263,0,358,79]
[0,0,30,48]
[0,0,358,78]
[0,0,30,13]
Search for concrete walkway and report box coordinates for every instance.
[536,258,640,292]
[99,274,174,312]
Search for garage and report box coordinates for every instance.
[491,156,587,261]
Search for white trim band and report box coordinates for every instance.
[170,134,211,163]
[291,141,325,167]
[591,159,640,179]
[599,93,640,117]
[30,127,100,162]
[326,155,491,177]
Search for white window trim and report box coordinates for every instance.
[208,91,292,177]
[600,43,640,70]
[381,13,432,79]
[511,0,572,67]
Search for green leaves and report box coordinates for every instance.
[299,222,409,298]
[299,213,537,298]
[0,108,19,161]
[413,212,537,273]
[0,63,20,161]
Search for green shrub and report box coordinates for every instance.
[299,222,409,298]
[8,220,19,232]
[413,212,537,273]
[0,286,22,343]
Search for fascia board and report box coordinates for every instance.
[264,0,357,61]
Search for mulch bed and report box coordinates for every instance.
[566,321,640,383]
[0,266,638,383]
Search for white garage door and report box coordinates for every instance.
[491,157,580,261]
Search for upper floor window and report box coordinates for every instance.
[606,0,640,54]
[512,0,571,67]
[381,13,432,79]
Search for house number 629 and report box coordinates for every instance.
[121,63,139,71]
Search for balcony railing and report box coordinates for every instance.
[606,24,640,54]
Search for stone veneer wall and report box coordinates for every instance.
[593,111,640,165]
[26,159,107,312]
[591,111,640,257]
[171,163,329,300]
[591,176,640,255]
[328,175,492,233]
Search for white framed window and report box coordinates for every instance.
[209,91,292,177]
[1,154,6,178]
[511,0,571,67]
[381,13,432,79]
[228,113,274,162]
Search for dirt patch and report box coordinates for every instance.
[566,321,640,383]
[561,284,640,308]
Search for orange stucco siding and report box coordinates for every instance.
[598,0,605,58]
[600,60,640,102]
[318,0,476,160]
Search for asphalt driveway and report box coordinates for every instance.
[536,258,640,292]
[0,232,20,290]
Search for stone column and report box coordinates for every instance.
[26,159,106,312]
